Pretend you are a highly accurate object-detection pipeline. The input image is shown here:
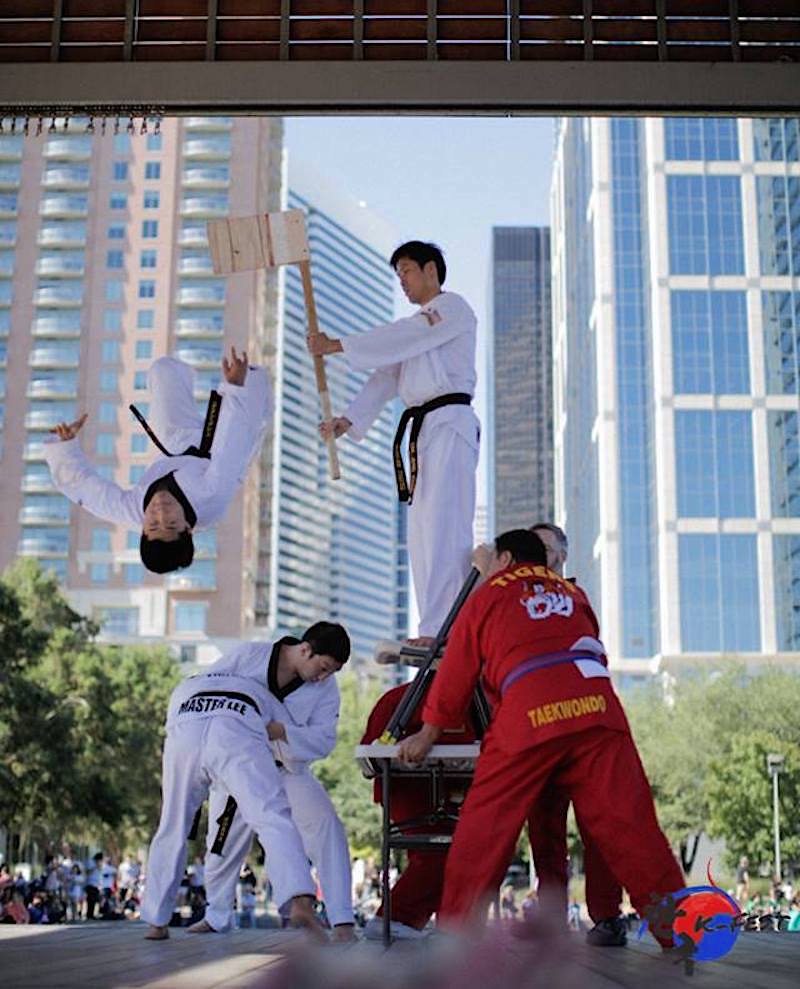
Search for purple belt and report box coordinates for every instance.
[500,651,604,697]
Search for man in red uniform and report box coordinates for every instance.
[397,529,684,939]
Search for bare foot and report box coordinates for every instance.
[289,895,329,945]
[332,923,357,943]
[144,925,170,940]
[186,918,217,934]
[406,636,437,649]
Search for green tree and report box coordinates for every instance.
[314,672,384,854]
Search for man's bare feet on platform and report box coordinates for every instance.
[289,895,329,944]
[186,918,217,934]
[144,925,169,940]
[406,636,437,649]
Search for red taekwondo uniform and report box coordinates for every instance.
[421,562,684,929]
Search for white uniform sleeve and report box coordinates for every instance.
[204,642,267,679]
[341,294,470,372]
[343,365,399,442]
[43,437,140,526]
[282,681,340,763]
[203,373,273,501]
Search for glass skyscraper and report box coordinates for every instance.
[490,226,554,533]
[552,117,800,672]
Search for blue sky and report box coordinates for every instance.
[285,115,556,507]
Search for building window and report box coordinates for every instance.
[142,220,159,239]
[144,162,161,180]
[90,562,110,584]
[98,401,116,424]
[96,433,115,456]
[757,176,800,277]
[109,192,127,210]
[140,249,157,269]
[98,606,140,636]
[671,291,749,394]
[135,340,153,360]
[91,528,111,552]
[127,531,139,550]
[768,411,800,517]
[138,280,155,299]
[774,535,800,650]
[108,224,126,240]
[129,464,146,483]
[137,309,155,330]
[112,161,128,181]
[103,309,122,333]
[133,370,147,390]
[113,134,131,154]
[99,369,118,392]
[131,434,148,454]
[105,280,123,303]
[124,563,145,585]
[679,534,760,652]
[174,601,208,634]
[144,190,160,209]
[664,118,739,161]
[106,250,124,269]
[667,175,744,275]
[101,340,120,364]
[146,133,163,152]
[754,118,800,162]
[675,410,755,518]
[763,291,800,396]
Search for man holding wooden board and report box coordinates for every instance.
[308,241,480,646]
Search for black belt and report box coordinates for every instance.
[392,392,472,504]
[185,690,262,714]
[129,390,222,459]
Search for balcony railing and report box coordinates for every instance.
[166,571,217,591]
[36,257,85,277]
[21,474,57,493]
[18,536,69,556]
[0,228,16,246]
[0,137,23,160]
[42,167,90,189]
[184,116,233,130]
[19,505,71,524]
[177,286,225,306]
[183,140,231,160]
[178,256,215,276]
[34,286,84,307]
[38,226,87,247]
[178,227,208,247]
[0,166,21,189]
[180,198,229,218]
[25,409,76,429]
[174,347,222,368]
[175,318,223,338]
[27,380,78,399]
[32,317,81,337]
[0,254,14,276]
[181,168,230,189]
[29,348,80,368]
[44,139,92,161]
[40,196,89,219]
[0,195,17,218]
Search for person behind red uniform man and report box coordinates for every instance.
[397,529,684,940]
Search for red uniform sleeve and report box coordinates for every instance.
[422,591,485,730]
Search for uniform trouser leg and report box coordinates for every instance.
[283,771,354,926]
[141,724,210,927]
[583,831,624,923]
[203,785,255,932]
[148,356,205,454]
[205,720,315,911]
[528,786,570,920]
[408,427,477,637]
[559,729,684,939]
[377,849,448,929]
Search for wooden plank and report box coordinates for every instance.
[60,19,127,43]
[666,20,731,42]
[741,21,800,43]
[519,40,583,58]
[439,0,507,11]
[59,43,124,59]
[134,42,206,59]
[0,44,50,61]
[217,19,281,41]
[218,0,280,11]
[215,41,280,58]
[137,19,208,42]
[741,44,800,60]
[363,19,426,41]
[363,41,427,57]
[594,20,658,42]
[520,18,583,42]
[291,0,352,13]
[288,42,353,58]
[0,21,51,43]
[63,0,125,14]
[519,0,582,12]
[664,0,728,12]
[593,0,655,11]
[0,0,53,14]
[666,42,733,60]
[437,41,507,58]
[437,18,507,41]
[290,19,352,42]
[739,0,800,14]
[139,0,206,14]
[594,43,660,60]
[364,0,426,12]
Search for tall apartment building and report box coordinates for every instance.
[490,226,553,533]
[0,118,406,664]
[551,117,800,675]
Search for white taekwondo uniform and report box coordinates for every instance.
[43,355,272,531]
[197,640,354,931]
[140,667,315,928]
[341,291,479,637]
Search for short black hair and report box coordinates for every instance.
[302,621,350,665]
[139,530,194,574]
[495,529,547,567]
[390,241,446,285]
[530,522,569,554]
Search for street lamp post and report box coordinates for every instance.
[766,753,785,883]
